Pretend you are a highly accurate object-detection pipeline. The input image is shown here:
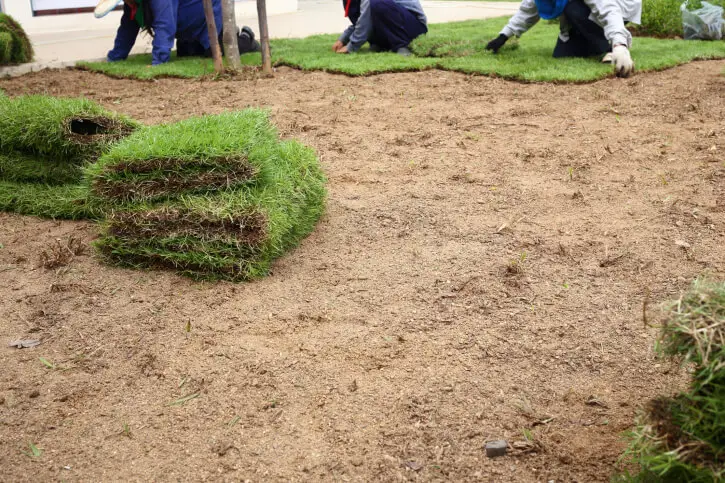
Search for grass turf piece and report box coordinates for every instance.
[632,0,725,38]
[0,13,33,64]
[0,181,101,220]
[0,151,83,184]
[77,18,725,82]
[619,279,725,482]
[0,95,139,163]
[96,138,327,281]
[87,110,278,204]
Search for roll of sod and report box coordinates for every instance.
[88,109,279,204]
[0,151,83,185]
[0,95,139,163]
[0,181,101,220]
[0,13,33,64]
[96,139,327,281]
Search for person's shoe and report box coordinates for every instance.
[396,47,412,57]
[369,43,382,52]
[601,52,613,63]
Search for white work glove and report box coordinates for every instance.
[611,44,634,78]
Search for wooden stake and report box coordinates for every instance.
[222,0,241,70]
[203,0,224,74]
[256,0,272,76]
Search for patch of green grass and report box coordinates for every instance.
[78,18,725,82]
[94,111,327,281]
[0,13,33,65]
[620,278,725,482]
[632,0,725,38]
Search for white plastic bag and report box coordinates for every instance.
[681,1,725,40]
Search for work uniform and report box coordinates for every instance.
[500,0,642,57]
[340,0,428,53]
[107,0,222,65]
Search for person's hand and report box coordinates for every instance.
[485,34,508,54]
[336,45,349,54]
[611,44,634,78]
[332,40,344,53]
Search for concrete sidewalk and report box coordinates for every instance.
[2,0,518,77]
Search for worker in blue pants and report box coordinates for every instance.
[333,0,428,56]
[107,0,221,66]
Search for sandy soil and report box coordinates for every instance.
[1,61,724,482]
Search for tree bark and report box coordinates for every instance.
[202,0,224,74]
[256,0,273,76]
[222,0,241,70]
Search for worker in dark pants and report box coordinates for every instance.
[484,0,641,77]
[333,0,428,56]
[177,26,261,57]
[107,0,180,65]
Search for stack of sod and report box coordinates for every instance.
[622,278,725,481]
[0,95,139,219]
[89,109,326,281]
[0,13,33,65]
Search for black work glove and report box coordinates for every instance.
[485,34,509,54]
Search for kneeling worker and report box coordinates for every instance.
[485,0,641,77]
[333,0,428,56]
[106,0,222,66]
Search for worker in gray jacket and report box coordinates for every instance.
[485,0,641,77]
[333,0,428,56]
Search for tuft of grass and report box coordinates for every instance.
[632,0,725,38]
[79,18,725,83]
[93,110,327,281]
[22,442,42,458]
[620,278,725,482]
[0,13,33,65]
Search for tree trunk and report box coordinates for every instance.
[202,0,224,74]
[222,0,241,70]
[256,0,273,76]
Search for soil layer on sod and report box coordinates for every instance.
[77,18,725,82]
[96,138,327,281]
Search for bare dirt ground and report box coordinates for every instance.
[1,61,724,482]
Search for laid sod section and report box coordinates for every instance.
[78,18,725,82]
[620,279,725,482]
[96,139,327,281]
[0,13,33,65]
[0,181,100,220]
[0,95,139,163]
[0,151,83,185]
[87,110,277,204]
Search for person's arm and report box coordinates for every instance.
[107,5,140,62]
[501,0,540,38]
[345,0,371,53]
[583,0,631,47]
[339,25,355,45]
[149,0,177,65]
